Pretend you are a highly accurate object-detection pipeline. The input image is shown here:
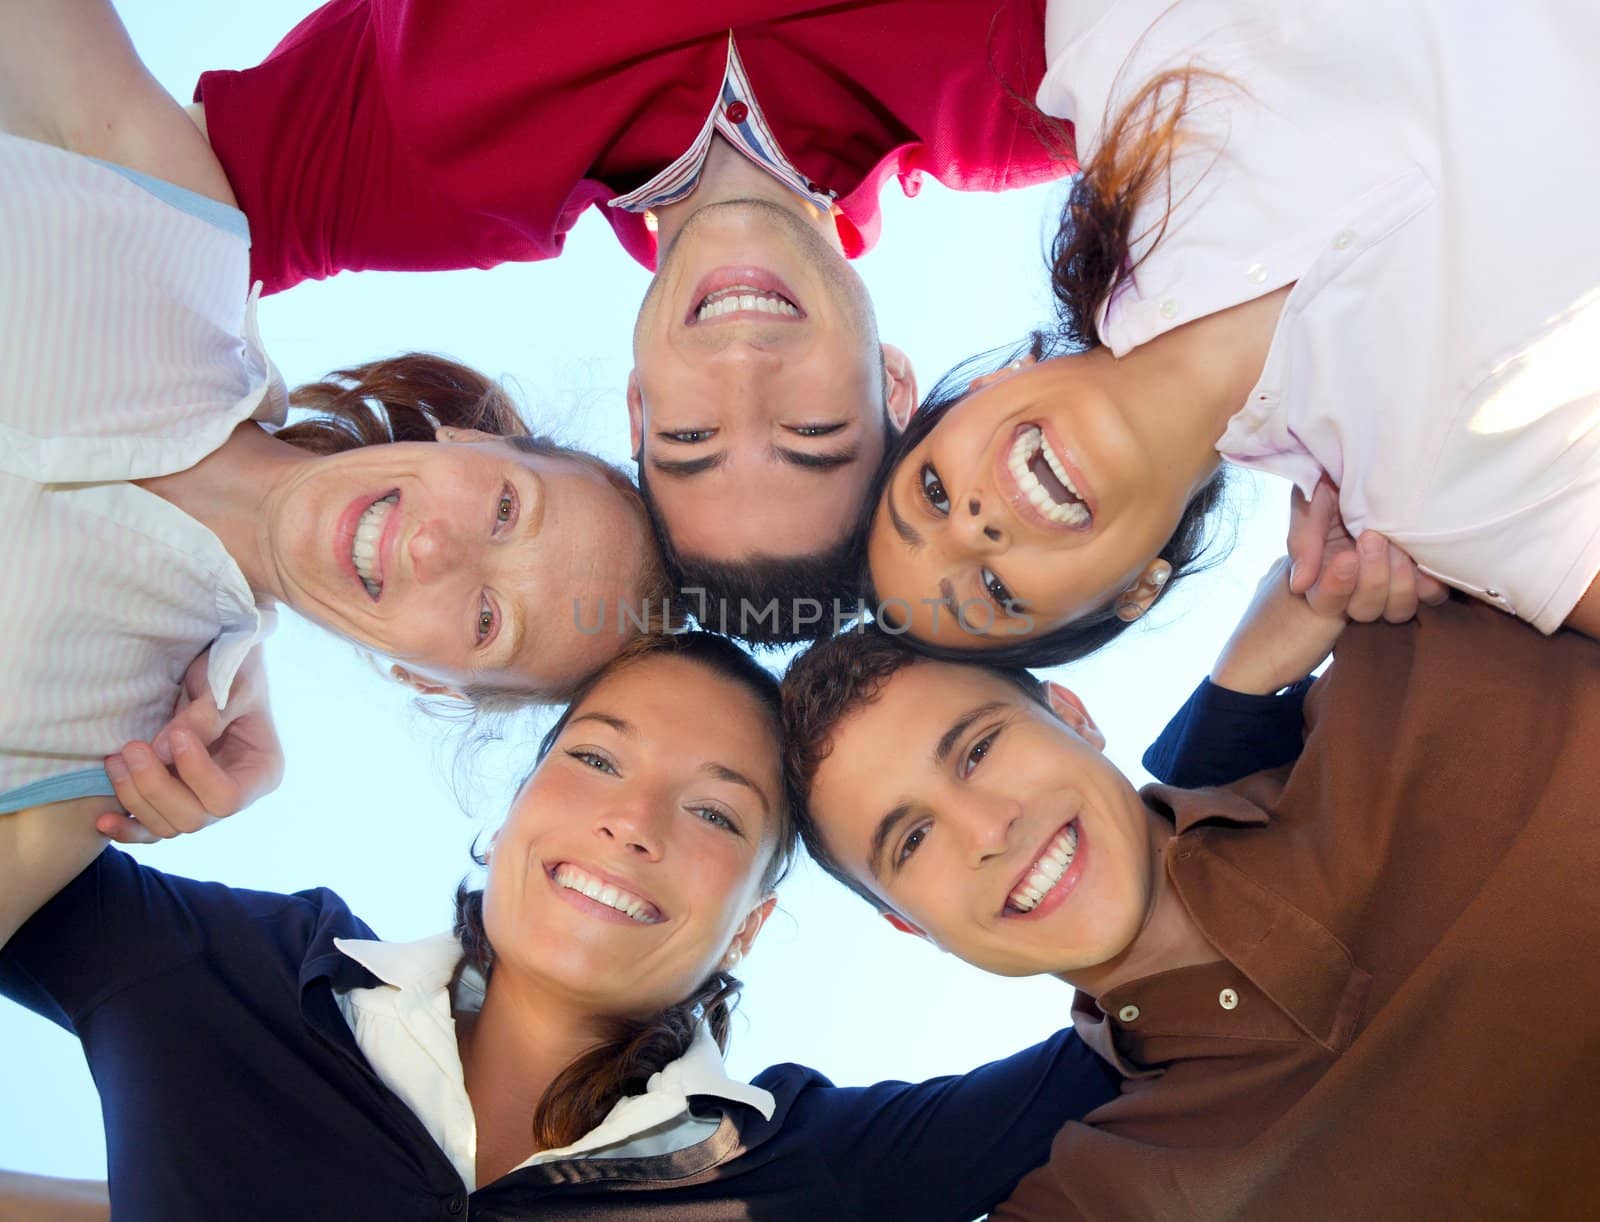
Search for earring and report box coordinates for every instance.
[722,946,743,971]
[1150,566,1170,588]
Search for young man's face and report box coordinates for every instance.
[629,199,914,562]
[806,659,1160,978]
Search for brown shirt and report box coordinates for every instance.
[996,600,1600,1221]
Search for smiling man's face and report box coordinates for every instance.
[630,199,915,562]
[805,658,1161,979]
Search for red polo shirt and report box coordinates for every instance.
[195,0,1073,295]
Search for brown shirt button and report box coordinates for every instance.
[1219,988,1240,1011]
[1117,1004,1141,1023]
[725,101,749,124]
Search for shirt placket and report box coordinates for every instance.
[608,33,836,217]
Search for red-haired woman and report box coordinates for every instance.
[1,634,1122,1221]
[0,1,670,836]
[864,0,1600,667]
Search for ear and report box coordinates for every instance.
[880,343,919,431]
[389,664,469,702]
[434,426,498,445]
[1042,682,1106,753]
[722,894,778,968]
[882,912,931,940]
[1113,558,1174,623]
[626,370,645,460]
[966,353,1037,395]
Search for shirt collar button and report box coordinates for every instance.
[1117,1004,1141,1023]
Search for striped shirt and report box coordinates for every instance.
[0,132,285,812]
[609,33,837,218]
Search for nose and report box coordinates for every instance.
[408,518,471,585]
[951,794,1024,869]
[949,492,1009,555]
[595,796,666,861]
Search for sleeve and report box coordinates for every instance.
[1141,677,1311,788]
[0,848,205,1030]
[777,1028,1120,1221]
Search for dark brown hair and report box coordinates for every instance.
[275,353,677,702]
[780,625,1046,910]
[452,631,795,1150]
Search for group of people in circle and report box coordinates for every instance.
[4,0,1598,1218]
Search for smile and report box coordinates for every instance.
[352,492,398,600]
[1004,820,1082,916]
[1006,425,1091,528]
[685,266,807,325]
[550,862,662,924]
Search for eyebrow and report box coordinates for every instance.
[885,481,924,550]
[565,712,635,736]
[772,445,859,471]
[649,452,727,479]
[704,762,773,814]
[866,700,1011,879]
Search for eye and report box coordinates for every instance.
[981,568,1016,610]
[691,804,739,833]
[896,822,930,866]
[495,484,518,528]
[475,594,498,645]
[566,749,618,775]
[664,428,716,444]
[790,423,844,437]
[961,728,1001,779]
[920,464,950,515]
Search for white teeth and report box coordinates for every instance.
[1007,427,1090,527]
[553,864,658,923]
[352,493,397,598]
[1007,824,1080,913]
[695,285,801,321]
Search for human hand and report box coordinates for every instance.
[98,646,283,843]
[1210,557,1348,695]
[1286,476,1448,621]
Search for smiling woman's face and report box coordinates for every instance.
[868,356,1196,649]
[482,653,783,1018]
[264,435,659,697]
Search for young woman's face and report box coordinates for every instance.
[868,357,1194,648]
[266,436,657,696]
[483,654,783,1019]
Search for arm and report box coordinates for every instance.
[0,0,234,203]
[0,1173,107,1222]
[772,1028,1120,1221]
[0,801,112,950]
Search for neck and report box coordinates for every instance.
[651,133,840,253]
[133,423,304,603]
[1099,284,1292,494]
[457,970,612,1187]
[1058,806,1220,998]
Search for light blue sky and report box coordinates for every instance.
[1,0,1287,1177]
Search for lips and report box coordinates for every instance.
[548,860,664,924]
[1001,819,1086,920]
[685,265,806,326]
[336,490,400,601]
[997,423,1094,533]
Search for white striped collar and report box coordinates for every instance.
[609,33,836,217]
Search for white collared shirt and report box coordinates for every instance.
[0,133,285,811]
[332,934,775,1192]
[1039,0,1600,630]
[609,33,837,219]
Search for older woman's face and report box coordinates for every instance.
[483,654,783,1018]
[265,434,658,696]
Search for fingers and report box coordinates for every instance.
[103,739,217,839]
[1381,542,1419,623]
[1287,477,1338,594]
[96,811,160,845]
[1344,532,1394,622]
[1416,569,1450,606]
[1301,535,1359,617]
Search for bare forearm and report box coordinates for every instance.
[0,799,110,949]
[0,1172,108,1222]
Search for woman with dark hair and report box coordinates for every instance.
[864,0,1600,667]
[0,1,670,838]
[0,633,1122,1221]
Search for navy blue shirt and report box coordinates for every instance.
[0,848,1122,1221]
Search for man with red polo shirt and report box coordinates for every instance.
[192,0,1075,638]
